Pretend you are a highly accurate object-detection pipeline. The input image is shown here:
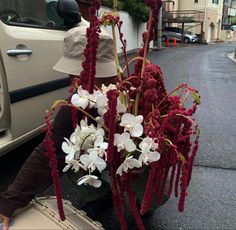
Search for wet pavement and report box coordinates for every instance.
[1,42,236,229]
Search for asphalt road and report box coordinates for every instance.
[1,42,236,229]
[150,43,236,170]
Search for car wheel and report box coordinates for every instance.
[162,35,167,42]
[184,37,190,43]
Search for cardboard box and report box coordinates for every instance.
[10,196,104,230]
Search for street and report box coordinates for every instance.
[1,42,236,229]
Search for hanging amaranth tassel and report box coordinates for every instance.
[44,111,65,220]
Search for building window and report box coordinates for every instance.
[194,0,198,3]
[212,0,219,4]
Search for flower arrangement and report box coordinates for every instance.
[44,0,201,229]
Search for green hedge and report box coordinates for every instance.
[101,0,150,23]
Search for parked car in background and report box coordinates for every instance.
[162,27,198,43]
[0,0,82,156]
[230,25,236,31]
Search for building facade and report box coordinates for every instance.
[163,0,224,42]
[178,0,224,42]
[222,0,236,29]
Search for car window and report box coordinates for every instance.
[0,0,66,30]
[231,25,236,31]
[164,27,173,32]
[176,28,182,33]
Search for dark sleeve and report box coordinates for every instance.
[0,106,77,217]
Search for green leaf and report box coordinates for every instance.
[195,127,201,137]
[179,153,186,163]
[191,92,201,105]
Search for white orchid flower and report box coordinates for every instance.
[117,98,127,114]
[63,159,81,173]
[138,142,161,165]
[93,134,103,147]
[77,175,102,188]
[139,137,159,151]
[96,93,127,116]
[116,156,141,176]
[93,134,108,158]
[120,113,143,137]
[70,118,105,150]
[61,137,77,157]
[71,86,97,109]
[87,144,108,159]
[114,132,136,152]
[69,125,82,147]
[80,150,106,173]
[96,94,109,116]
[101,83,117,93]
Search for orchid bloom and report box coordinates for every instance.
[117,98,127,114]
[114,132,136,152]
[138,142,161,165]
[69,125,82,147]
[87,145,107,159]
[63,159,81,173]
[116,156,141,176]
[71,118,105,150]
[77,175,102,188]
[96,94,108,116]
[61,137,77,157]
[120,113,143,137]
[138,137,160,165]
[140,137,159,151]
[71,86,97,109]
[96,92,127,116]
[93,135,108,159]
[80,150,106,173]
[61,137,81,172]
[101,83,117,93]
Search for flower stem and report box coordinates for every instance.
[122,56,150,75]
[112,23,122,81]
[134,10,153,115]
[157,85,198,108]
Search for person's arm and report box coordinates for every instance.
[0,105,77,218]
[0,213,9,230]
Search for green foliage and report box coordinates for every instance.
[122,0,150,23]
[101,0,114,8]
[101,0,150,23]
[191,92,201,105]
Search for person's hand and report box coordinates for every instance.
[0,213,10,230]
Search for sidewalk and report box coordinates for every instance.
[227,51,236,63]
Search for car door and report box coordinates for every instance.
[0,0,71,154]
[175,28,182,41]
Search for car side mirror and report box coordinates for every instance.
[57,0,81,29]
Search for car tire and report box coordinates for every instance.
[184,37,190,43]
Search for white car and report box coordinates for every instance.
[0,0,82,156]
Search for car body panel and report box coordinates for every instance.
[0,0,74,156]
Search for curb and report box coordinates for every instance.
[227,52,236,63]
